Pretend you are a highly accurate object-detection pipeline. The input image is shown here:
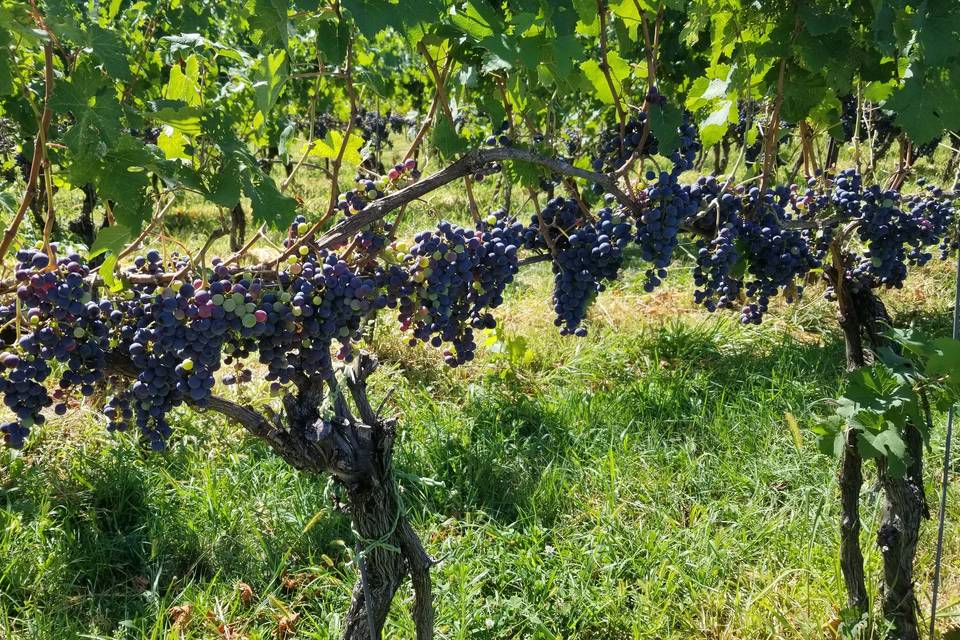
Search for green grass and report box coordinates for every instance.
[1,145,960,638]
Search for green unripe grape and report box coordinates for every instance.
[181,358,194,371]
[297,222,309,234]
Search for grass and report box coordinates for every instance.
[1,146,959,638]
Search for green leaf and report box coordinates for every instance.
[430,117,467,158]
[699,100,736,147]
[579,52,630,105]
[164,55,203,107]
[648,102,682,158]
[148,100,204,136]
[885,67,960,145]
[315,17,349,64]
[87,24,131,80]
[799,3,848,36]
[90,224,131,257]
[308,130,363,165]
[242,171,297,230]
[252,49,288,122]
[248,0,289,48]
[49,62,123,157]
[208,156,242,208]
[97,253,122,292]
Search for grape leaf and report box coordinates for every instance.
[88,24,131,80]
[242,170,297,230]
[431,116,468,158]
[90,224,132,258]
[248,0,289,48]
[647,102,682,157]
[308,130,363,165]
[252,49,288,122]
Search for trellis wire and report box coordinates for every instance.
[929,242,960,637]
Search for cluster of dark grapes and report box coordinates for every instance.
[693,223,741,312]
[590,115,656,174]
[519,196,582,252]
[829,170,954,291]
[737,187,819,323]
[673,113,701,172]
[1,247,113,448]
[355,109,413,149]
[380,215,523,365]
[302,112,341,139]
[550,207,633,335]
[485,120,512,147]
[634,169,698,291]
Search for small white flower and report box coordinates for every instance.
[485,618,494,630]
[544,545,556,556]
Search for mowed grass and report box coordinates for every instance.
[1,150,959,638]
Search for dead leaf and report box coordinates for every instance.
[237,581,255,606]
[169,604,193,628]
[277,611,300,639]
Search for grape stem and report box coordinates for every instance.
[0,42,54,264]
[418,41,481,225]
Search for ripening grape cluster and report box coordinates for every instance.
[1,248,112,448]
[634,169,698,291]
[354,109,414,150]
[379,215,523,365]
[337,159,420,217]
[827,169,955,291]
[590,114,656,174]
[737,187,819,323]
[550,207,633,335]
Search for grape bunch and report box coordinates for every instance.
[0,247,114,447]
[381,215,523,365]
[520,197,583,251]
[550,207,632,335]
[634,170,699,292]
[337,159,420,216]
[590,115,656,173]
[693,223,741,313]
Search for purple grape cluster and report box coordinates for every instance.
[381,216,522,365]
[634,170,699,291]
[550,207,632,335]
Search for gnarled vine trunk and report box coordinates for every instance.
[852,283,929,639]
[229,202,246,252]
[830,249,871,617]
[876,423,927,640]
[105,351,435,639]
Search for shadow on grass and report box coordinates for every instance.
[0,436,351,630]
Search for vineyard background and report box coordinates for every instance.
[1,0,960,638]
